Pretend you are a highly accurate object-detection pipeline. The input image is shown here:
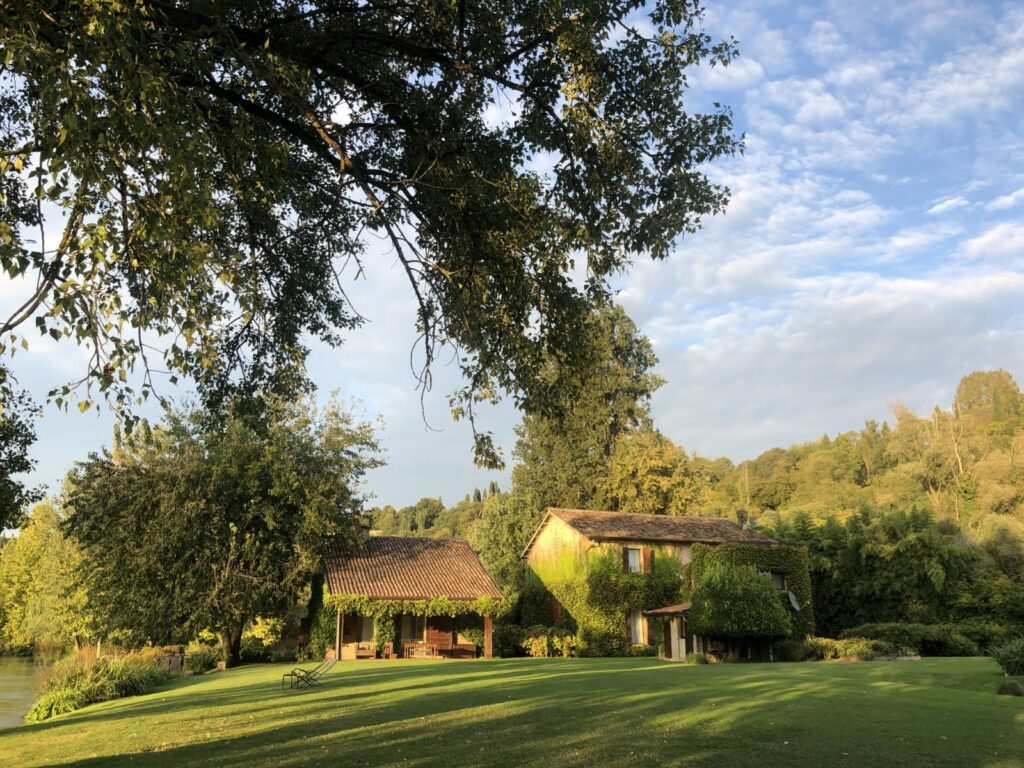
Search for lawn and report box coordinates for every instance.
[1,657,1021,767]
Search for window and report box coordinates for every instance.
[626,547,642,573]
[628,610,644,644]
[771,571,786,591]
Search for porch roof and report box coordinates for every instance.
[324,535,503,601]
[642,603,692,617]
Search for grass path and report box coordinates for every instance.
[1,657,1021,767]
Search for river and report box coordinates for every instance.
[0,657,41,728]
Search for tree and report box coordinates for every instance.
[0,501,92,652]
[599,429,706,515]
[64,396,380,664]
[1,1,740,465]
[468,492,544,593]
[0,366,43,530]
[688,562,791,643]
[512,305,664,509]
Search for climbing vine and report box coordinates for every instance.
[684,543,815,637]
[523,546,682,656]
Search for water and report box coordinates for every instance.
[0,657,40,728]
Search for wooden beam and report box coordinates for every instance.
[483,615,493,659]
[335,610,343,660]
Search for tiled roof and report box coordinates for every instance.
[323,535,503,600]
[545,508,779,547]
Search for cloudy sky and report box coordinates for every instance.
[9,0,1024,509]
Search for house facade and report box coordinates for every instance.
[323,534,503,659]
[520,508,805,660]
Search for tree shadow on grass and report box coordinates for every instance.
[11,659,1024,768]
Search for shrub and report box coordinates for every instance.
[996,679,1024,696]
[774,638,812,662]
[953,620,1017,649]
[550,629,577,658]
[991,637,1024,677]
[686,652,709,664]
[493,623,525,658]
[26,652,171,723]
[298,591,336,662]
[840,623,978,657]
[185,646,220,674]
[689,563,791,641]
[804,636,838,661]
[521,625,551,658]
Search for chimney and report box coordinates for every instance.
[736,508,749,529]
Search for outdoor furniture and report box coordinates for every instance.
[281,658,336,689]
[354,641,376,659]
[404,642,438,659]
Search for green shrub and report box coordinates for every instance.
[803,636,838,660]
[840,623,978,657]
[996,679,1024,696]
[493,623,525,658]
[689,563,791,641]
[521,625,551,658]
[298,590,336,662]
[550,629,577,658]
[686,652,709,664]
[774,638,812,662]
[185,647,220,674]
[26,652,171,723]
[952,620,1017,649]
[991,637,1024,676]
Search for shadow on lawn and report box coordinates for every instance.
[19,659,1024,768]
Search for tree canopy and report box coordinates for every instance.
[0,366,42,529]
[0,0,740,465]
[64,396,380,664]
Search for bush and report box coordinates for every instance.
[997,679,1024,696]
[184,646,220,674]
[26,652,171,723]
[689,563,791,641]
[521,625,550,658]
[686,652,709,664]
[840,623,978,657]
[493,624,525,658]
[778,636,913,662]
[550,629,577,658]
[991,637,1024,676]
[774,638,812,662]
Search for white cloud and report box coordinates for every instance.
[986,187,1024,211]
[927,197,970,215]
[960,222,1024,264]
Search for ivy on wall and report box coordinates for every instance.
[684,543,815,638]
[523,547,683,656]
[327,593,508,619]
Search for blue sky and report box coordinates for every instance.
[6,0,1024,508]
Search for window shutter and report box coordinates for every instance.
[642,547,653,574]
[626,613,633,643]
[622,546,630,573]
[645,617,656,647]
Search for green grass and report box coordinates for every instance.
[1,657,1021,767]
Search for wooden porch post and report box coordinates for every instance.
[334,610,343,660]
[483,615,493,659]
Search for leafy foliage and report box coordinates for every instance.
[25,650,171,723]
[838,623,978,657]
[990,637,1024,677]
[0,1,739,464]
[599,429,707,515]
[686,542,815,637]
[0,501,92,653]
[687,562,791,641]
[65,395,380,665]
[0,368,42,530]
[524,546,682,656]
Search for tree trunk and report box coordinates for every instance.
[221,623,244,667]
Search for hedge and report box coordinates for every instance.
[838,622,978,656]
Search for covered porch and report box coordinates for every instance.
[643,603,703,661]
[323,535,503,661]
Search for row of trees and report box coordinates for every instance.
[0,396,380,665]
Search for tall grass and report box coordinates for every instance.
[25,649,172,723]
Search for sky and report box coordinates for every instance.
[6,0,1024,509]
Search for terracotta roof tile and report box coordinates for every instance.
[546,508,778,547]
[324,535,502,600]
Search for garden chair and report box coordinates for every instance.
[281,658,335,689]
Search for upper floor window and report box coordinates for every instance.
[771,571,786,591]
[626,547,642,573]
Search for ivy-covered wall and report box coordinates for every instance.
[684,543,815,638]
[523,546,682,656]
